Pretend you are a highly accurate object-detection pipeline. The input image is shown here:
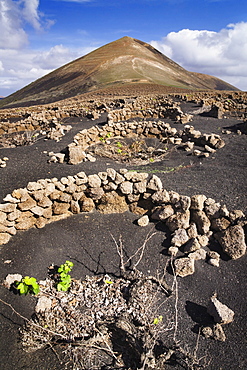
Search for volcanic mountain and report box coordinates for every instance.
[0,36,238,108]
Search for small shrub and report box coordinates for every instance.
[56,260,74,292]
[16,276,40,295]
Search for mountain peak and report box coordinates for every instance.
[0,37,239,108]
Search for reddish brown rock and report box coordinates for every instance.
[97,191,128,214]
[52,201,70,215]
[215,225,246,259]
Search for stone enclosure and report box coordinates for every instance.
[0,92,247,277]
[0,91,246,147]
[66,119,225,165]
[0,168,246,277]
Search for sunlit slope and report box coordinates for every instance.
[0,36,239,108]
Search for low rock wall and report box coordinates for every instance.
[0,103,102,137]
[0,96,185,136]
[1,92,246,146]
[0,170,246,277]
[67,120,225,165]
[106,99,192,124]
[175,91,247,118]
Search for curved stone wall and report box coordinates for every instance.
[0,170,246,277]
[67,120,225,165]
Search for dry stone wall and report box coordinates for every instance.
[106,98,192,124]
[175,91,247,119]
[67,120,225,165]
[0,96,187,137]
[0,102,103,139]
[1,93,246,144]
[0,170,246,277]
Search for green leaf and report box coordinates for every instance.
[61,275,71,284]
[57,283,67,291]
[105,279,113,284]
[65,260,73,268]
[15,276,40,295]
[153,317,159,325]
[32,284,40,295]
[153,315,163,325]
[17,282,28,295]
[56,261,73,291]
[23,276,37,285]
[59,271,67,278]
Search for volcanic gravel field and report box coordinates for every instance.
[0,99,246,370]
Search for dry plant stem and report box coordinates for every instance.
[94,327,121,363]
[111,229,157,273]
[111,230,172,294]
[124,227,157,269]
[47,343,62,364]
[145,275,172,296]
[193,327,201,360]
[133,229,157,269]
[170,257,179,343]
[176,346,203,369]
[110,233,125,273]
[0,298,66,339]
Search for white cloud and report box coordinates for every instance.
[0,44,95,96]
[150,22,247,90]
[21,0,41,30]
[0,0,98,96]
[0,0,28,48]
[0,0,55,51]
[33,45,78,69]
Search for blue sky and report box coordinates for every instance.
[0,0,247,96]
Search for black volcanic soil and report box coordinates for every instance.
[0,101,247,369]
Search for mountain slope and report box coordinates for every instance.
[0,36,239,108]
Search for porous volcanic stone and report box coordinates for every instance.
[202,324,226,341]
[88,174,101,188]
[151,205,174,221]
[4,274,22,289]
[147,175,163,191]
[0,211,7,223]
[52,201,70,215]
[35,296,52,313]
[191,210,211,234]
[211,217,231,231]
[18,196,37,211]
[190,194,207,210]
[174,257,195,277]
[166,210,190,232]
[70,200,81,214]
[207,294,235,324]
[215,225,246,259]
[97,191,129,214]
[68,145,86,165]
[79,197,95,213]
[183,237,201,253]
[137,215,149,227]
[151,189,170,204]
[15,216,36,230]
[171,228,189,247]
[0,203,17,213]
[0,233,11,245]
[86,187,104,201]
